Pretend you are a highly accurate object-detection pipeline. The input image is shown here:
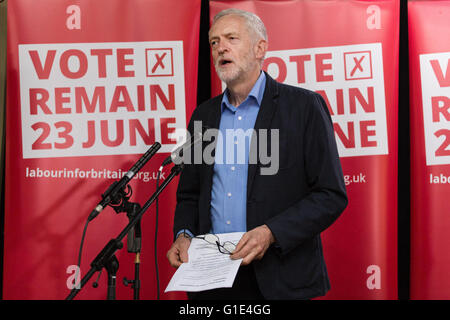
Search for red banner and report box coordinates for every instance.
[409,0,450,300]
[4,0,200,299]
[210,0,399,299]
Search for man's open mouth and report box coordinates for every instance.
[219,59,233,66]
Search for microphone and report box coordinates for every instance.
[160,131,203,170]
[88,142,161,221]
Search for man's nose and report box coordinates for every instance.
[217,42,228,54]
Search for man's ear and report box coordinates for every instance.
[254,39,268,60]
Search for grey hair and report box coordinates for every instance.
[211,8,268,43]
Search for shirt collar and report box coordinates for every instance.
[221,71,266,112]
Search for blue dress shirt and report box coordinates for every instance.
[176,72,266,238]
[210,72,266,234]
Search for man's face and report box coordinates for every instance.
[209,15,261,85]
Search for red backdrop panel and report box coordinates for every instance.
[409,0,450,300]
[4,0,200,299]
[210,0,399,299]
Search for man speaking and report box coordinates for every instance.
[166,8,347,300]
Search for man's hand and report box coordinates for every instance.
[230,225,275,265]
[166,234,191,268]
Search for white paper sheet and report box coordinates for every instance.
[165,232,244,292]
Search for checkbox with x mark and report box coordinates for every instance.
[344,51,373,80]
[145,48,174,77]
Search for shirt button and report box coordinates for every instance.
[231,166,235,171]
[238,116,242,120]
[226,220,231,225]
[227,192,232,197]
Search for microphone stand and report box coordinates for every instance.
[105,255,119,300]
[122,200,142,300]
[104,183,142,300]
[66,163,184,300]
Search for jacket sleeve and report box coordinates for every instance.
[265,92,348,256]
[172,108,202,240]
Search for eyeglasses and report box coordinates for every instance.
[194,233,236,255]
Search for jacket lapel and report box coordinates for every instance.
[206,94,223,130]
[246,73,279,199]
[202,94,222,200]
